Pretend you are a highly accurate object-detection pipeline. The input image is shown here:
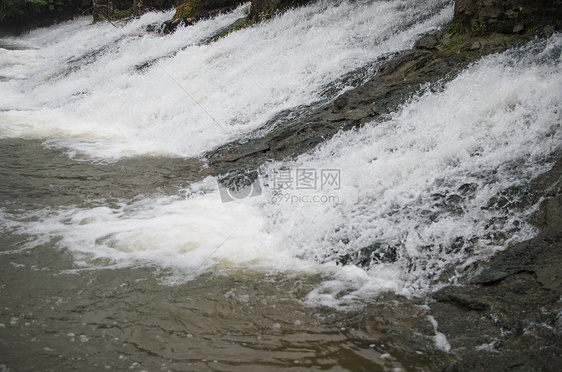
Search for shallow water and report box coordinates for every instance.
[1,252,444,371]
[0,139,443,371]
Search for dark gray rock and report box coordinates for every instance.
[431,239,562,371]
[249,0,310,22]
[433,286,491,311]
[164,0,247,32]
[431,178,562,370]
[453,0,562,36]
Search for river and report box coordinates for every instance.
[1,1,561,370]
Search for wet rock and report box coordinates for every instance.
[470,241,538,285]
[533,193,562,232]
[431,178,562,371]
[543,24,556,36]
[201,4,562,367]
[331,95,349,113]
[433,286,491,311]
[453,0,562,36]
[165,0,247,32]
[415,34,441,50]
[337,242,399,267]
[431,255,562,371]
[249,0,311,22]
[219,140,271,163]
[513,22,525,33]
[342,108,372,121]
[469,40,482,50]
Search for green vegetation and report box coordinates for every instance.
[445,21,466,49]
[256,8,281,22]
[1,0,47,21]
[470,0,488,35]
[172,0,202,22]
[448,22,458,35]
[1,0,81,27]
[113,9,134,19]
[471,19,487,35]
[46,0,67,12]
[211,7,281,41]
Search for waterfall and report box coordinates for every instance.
[1,0,561,304]
[2,1,562,369]
[1,1,453,159]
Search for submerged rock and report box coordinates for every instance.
[430,233,562,371]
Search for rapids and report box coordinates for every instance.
[1,0,561,370]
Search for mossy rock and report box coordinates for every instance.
[171,0,246,24]
[172,0,202,22]
[454,0,562,36]
[249,0,311,22]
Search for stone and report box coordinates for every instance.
[433,286,491,311]
[453,0,562,36]
[543,24,555,36]
[166,0,246,32]
[469,40,482,50]
[249,0,310,22]
[415,34,440,50]
[513,22,524,33]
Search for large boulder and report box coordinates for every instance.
[453,0,562,35]
[248,0,309,21]
[92,0,176,22]
[170,0,246,25]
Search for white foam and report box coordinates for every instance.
[0,0,453,160]
[258,34,562,297]
[303,264,402,310]
[1,191,322,281]
[428,315,451,352]
[1,4,561,310]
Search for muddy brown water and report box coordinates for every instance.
[0,139,445,371]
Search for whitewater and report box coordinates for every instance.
[0,1,453,159]
[1,0,562,301]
